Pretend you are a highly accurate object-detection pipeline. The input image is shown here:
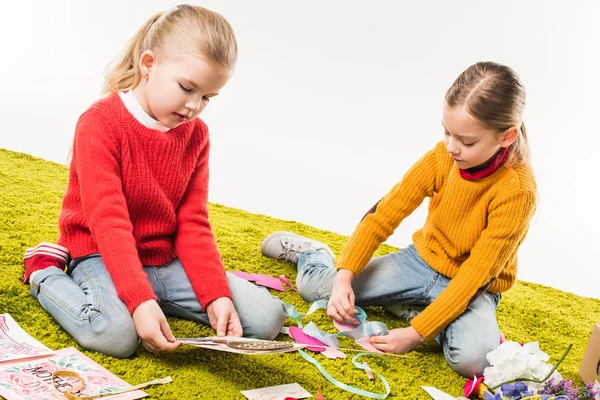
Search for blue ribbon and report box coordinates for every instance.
[297,349,391,399]
[281,299,392,399]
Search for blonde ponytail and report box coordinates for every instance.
[101,5,237,96]
[102,12,163,94]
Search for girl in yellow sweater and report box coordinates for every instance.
[261,61,536,377]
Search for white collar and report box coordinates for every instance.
[118,90,170,133]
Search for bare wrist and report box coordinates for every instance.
[335,268,355,283]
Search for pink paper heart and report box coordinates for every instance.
[288,326,326,352]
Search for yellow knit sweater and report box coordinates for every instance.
[337,141,537,340]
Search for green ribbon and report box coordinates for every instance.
[282,299,392,398]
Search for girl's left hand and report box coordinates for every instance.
[206,297,243,337]
[369,326,425,354]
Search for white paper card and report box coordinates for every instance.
[421,386,458,400]
[0,314,53,363]
[241,383,312,399]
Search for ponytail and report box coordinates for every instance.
[102,12,163,95]
[506,122,530,167]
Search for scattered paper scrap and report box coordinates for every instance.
[252,274,285,291]
[421,386,457,400]
[279,275,298,291]
[231,272,285,291]
[0,314,54,363]
[241,383,312,399]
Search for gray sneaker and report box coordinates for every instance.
[260,231,335,264]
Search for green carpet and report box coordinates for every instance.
[1,147,599,400]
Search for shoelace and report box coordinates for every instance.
[280,241,312,263]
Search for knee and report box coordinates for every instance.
[444,335,496,377]
[76,313,139,358]
[242,297,287,340]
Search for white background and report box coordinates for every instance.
[1,1,598,299]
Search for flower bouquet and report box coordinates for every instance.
[462,341,600,400]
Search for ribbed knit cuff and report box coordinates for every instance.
[197,284,233,310]
[121,284,158,314]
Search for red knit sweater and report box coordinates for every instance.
[58,93,232,313]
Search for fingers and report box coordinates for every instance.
[216,313,228,336]
[159,318,180,351]
[226,311,243,337]
[327,299,358,324]
[369,335,389,353]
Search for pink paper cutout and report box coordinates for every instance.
[230,271,255,281]
[316,391,324,400]
[252,274,285,291]
[332,319,359,333]
[355,337,383,353]
[279,275,297,291]
[288,326,326,352]
[321,348,347,359]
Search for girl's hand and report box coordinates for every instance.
[327,269,358,324]
[132,299,180,353]
[206,297,243,337]
[369,326,425,354]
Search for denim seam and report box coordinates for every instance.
[77,263,102,324]
[422,272,441,300]
[150,266,168,302]
[38,273,91,322]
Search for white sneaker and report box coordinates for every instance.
[260,231,335,264]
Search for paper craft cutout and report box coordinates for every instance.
[0,347,147,400]
[421,386,456,400]
[321,347,346,360]
[230,272,285,291]
[355,337,383,354]
[279,275,297,291]
[0,314,54,363]
[241,383,312,399]
[230,271,255,281]
[252,274,285,292]
[178,336,304,355]
[288,327,326,352]
[332,319,359,333]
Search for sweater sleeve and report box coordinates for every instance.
[410,188,537,340]
[337,144,440,275]
[174,133,232,309]
[74,111,156,313]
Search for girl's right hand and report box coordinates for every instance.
[327,269,358,324]
[132,299,181,353]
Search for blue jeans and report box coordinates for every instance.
[30,255,287,358]
[296,245,501,377]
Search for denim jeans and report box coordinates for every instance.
[30,255,287,358]
[296,245,501,377]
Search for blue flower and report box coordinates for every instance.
[500,382,533,399]
[483,391,503,400]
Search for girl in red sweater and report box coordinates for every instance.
[24,5,286,358]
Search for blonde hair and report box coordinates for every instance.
[102,4,237,94]
[445,61,530,166]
